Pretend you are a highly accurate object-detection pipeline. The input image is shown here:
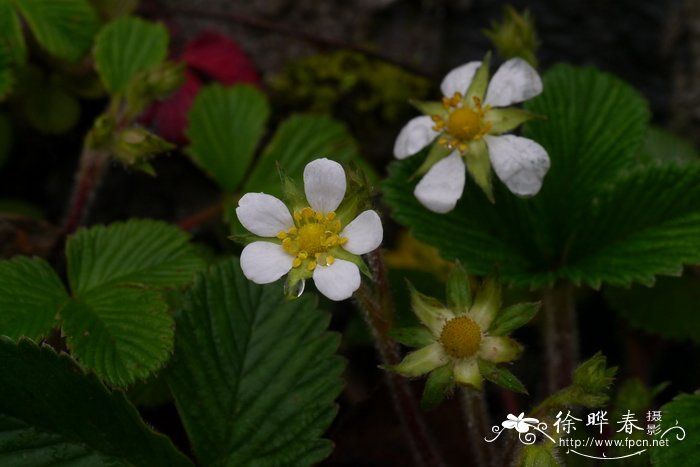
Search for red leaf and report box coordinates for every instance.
[181,31,259,85]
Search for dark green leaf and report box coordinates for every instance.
[605,275,700,342]
[0,337,191,466]
[0,257,67,341]
[14,0,99,62]
[388,326,435,347]
[22,83,80,134]
[186,84,270,192]
[66,219,204,293]
[639,127,699,165]
[167,258,345,466]
[93,17,168,94]
[242,114,360,197]
[61,287,173,386]
[421,363,453,409]
[488,301,539,336]
[651,393,700,466]
[478,359,527,394]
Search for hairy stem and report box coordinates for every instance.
[61,147,110,235]
[543,282,579,393]
[178,201,223,231]
[461,388,497,467]
[355,251,444,467]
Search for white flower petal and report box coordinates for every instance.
[453,359,482,389]
[485,135,550,197]
[340,210,383,255]
[440,61,482,97]
[236,193,294,237]
[485,58,543,107]
[240,242,293,284]
[312,259,360,301]
[303,158,347,213]
[414,151,466,213]
[393,116,439,160]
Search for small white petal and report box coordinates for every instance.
[303,158,347,213]
[485,135,550,197]
[414,151,466,213]
[453,359,482,389]
[312,259,361,301]
[485,58,543,107]
[236,193,294,237]
[240,242,293,284]
[393,116,439,160]
[479,336,522,363]
[341,210,383,255]
[440,61,482,97]
[392,342,449,377]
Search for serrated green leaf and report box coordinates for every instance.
[61,287,173,386]
[0,257,68,340]
[0,338,192,466]
[94,17,168,94]
[242,114,360,197]
[66,219,204,293]
[421,363,453,409]
[186,84,269,192]
[604,275,700,342]
[388,326,436,347]
[383,65,700,289]
[650,393,700,466]
[167,258,344,466]
[14,0,99,62]
[488,301,539,336]
[478,358,527,394]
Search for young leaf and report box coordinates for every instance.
[650,393,700,466]
[66,219,204,293]
[0,257,68,341]
[61,287,173,386]
[488,302,540,336]
[605,275,700,343]
[94,17,168,94]
[242,114,360,197]
[167,258,345,466]
[13,0,99,62]
[186,84,270,192]
[0,338,192,466]
[478,359,527,394]
[383,65,700,289]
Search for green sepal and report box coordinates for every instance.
[284,266,312,300]
[465,139,494,202]
[421,363,454,409]
[485,108,544,135]
[409,99,446,118]
[478,359,528,394]
[573,351,616,396]
[114,127,174,167]
[279,170,307,213]
[446,262,472,313]
[488,301,540,336]
[335,161,373,225]
[414,141,451,178]
[132,161,156,176]
[125,61,185,117]
[465,52,492,104]
[388,326,436,348]
[329,246,371,278]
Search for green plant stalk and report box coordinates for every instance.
[355,250,444,467]
[461,388,498,467]
[543,282,579,393]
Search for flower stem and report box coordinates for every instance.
[461,388,498,467]
[355,251,444,467]
[542,282,579,393]
[178,201,223,231]
[61,147,110,235]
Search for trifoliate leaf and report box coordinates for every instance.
[66,219,205,293]
[186,84,269,192]
[242,114,362,197]
[0,257,68,341]
[61,287,173,386]
[650,393,700,466]
[488,301,540,336]
[478,358,528,394]
[167,258,344,466]
[0,338,192,466]
[383,65,700,289]
[94,17,168,94]
[605,275,700,343]
[13,0,99,62]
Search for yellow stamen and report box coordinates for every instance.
[307,260,317,271]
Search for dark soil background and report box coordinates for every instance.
[2,0,699,465]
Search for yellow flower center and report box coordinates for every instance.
[431,93,492,152]
[277,207,347,271]
[439,316,482,359]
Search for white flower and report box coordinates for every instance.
[502,413,540,433]
[236,158,383,301]
[394,55,550,213]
